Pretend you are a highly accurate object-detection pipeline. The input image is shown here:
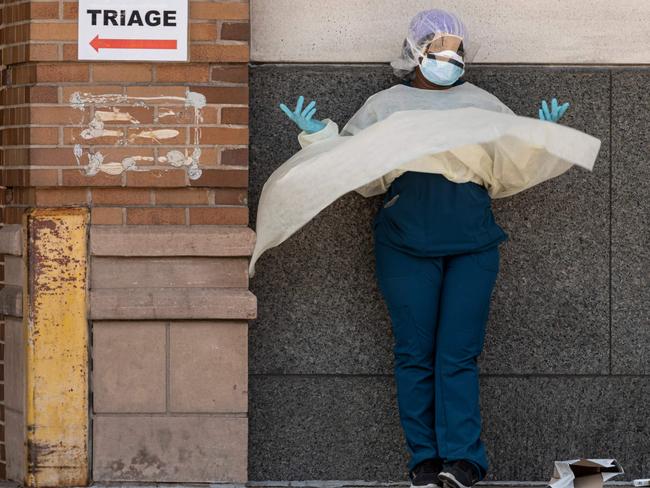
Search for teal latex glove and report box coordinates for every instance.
[279,95,327,134]
[538,98,570,123]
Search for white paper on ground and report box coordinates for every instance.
[548,458,625,488]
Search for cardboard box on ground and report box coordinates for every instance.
[548,459,624,488]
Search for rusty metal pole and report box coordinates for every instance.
[23,208,90,487]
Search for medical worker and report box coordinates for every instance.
[279,9,569,488]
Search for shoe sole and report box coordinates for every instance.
[410,483,443,488]
[438,471,474,488]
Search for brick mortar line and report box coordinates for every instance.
[2,403,22,415]
[0,21,31,28]
[3,95,250,99]
[91,204,249,208]
[165,321,171,412]
[1,40,250,46]
[0,123,248,127]
[23,0,249,1]
[24,20,76,24]
[0,40,250,46]
[91,412,248,417]
[1,103,249,108]
[0,125,249,130]
[2,66,249,74]
[0,141,250,146]
[150,63,158,81]
[1,164,249,169]
[25,19,244,24]
[4,62,248,67]
[0,164,247,168]
[4,98,249,103]
[2,82,250,88]
[0,163,246,166]
[0,128,249,133]
[1,155,249,160]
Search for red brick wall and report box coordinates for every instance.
[0,0,250,225]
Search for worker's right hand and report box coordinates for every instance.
[538,98,570,123]
[279,95,327,134]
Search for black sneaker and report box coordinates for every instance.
[437,459,483,488]
[409,458,444,488]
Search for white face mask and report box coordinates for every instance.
[419,57,465,86]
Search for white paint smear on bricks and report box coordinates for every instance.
[251,0,650,64]
[70,90,206,180]
[130,129,180,142]
[95,109,140,124]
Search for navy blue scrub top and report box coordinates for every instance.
[373,77,508,256]
[373,171,509,257]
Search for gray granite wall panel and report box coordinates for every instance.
[464,68,611,375]
[249,376,650,481]
[249,65,648,481]
[611,69,650,374]
[248,376,405,481]
[249,66,397,376]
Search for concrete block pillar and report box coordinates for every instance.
[89,225,255,482]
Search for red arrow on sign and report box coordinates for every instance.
[90,35,177,52]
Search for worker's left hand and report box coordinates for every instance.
[279,95,327,134]
[538,98,570,123]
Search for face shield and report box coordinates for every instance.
[390,9,480,80]
[417,33,467,85]
[422,34,466,67]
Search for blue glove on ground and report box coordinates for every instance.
[538,98,570,123]
[279,95,327,134]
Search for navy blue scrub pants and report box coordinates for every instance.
[375,243,499,474]
[373,233,499,478]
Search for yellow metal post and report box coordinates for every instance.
[23,208,90,487]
